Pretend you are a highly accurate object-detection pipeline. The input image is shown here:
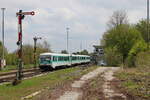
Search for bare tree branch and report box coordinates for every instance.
[107,10,128,29]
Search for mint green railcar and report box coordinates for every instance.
[39,53,90,70]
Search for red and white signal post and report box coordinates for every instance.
[16,10,35,80]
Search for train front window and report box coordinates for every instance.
[40,56,51,61]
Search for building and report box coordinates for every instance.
[93,45,105,65]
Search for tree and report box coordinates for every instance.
[6,53,17,65]
[37,41,52,54]
[42,41,51,52]
[22,44,34,64]
[72,49,89,55]
[72,52,80,55]
[0,41,8,59]
[136,19,150,43]
[61,50,68,54]
[100,10,149,67]
[80,49,89,55]
[107,10,128,29]
[103,25,143,63]
[21,41,52,65]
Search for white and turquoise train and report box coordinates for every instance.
[39,53,91,70]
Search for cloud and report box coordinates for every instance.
[0,0,147,53]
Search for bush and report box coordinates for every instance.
[6,53,17,65]
[135,51,150,68]
[126,41,148,67]
[104,47,123,66]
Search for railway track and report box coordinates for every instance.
[0,64,92,84]
[0,68,42,83]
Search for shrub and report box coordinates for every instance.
[104,47,123,66]
[135,51,150,68]
[126,41,148,67]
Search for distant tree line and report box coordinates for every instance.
[101,10,149,67]
[1,40,90,67]
[60,49,89,55]
[0,41,51,66]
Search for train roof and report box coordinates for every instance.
[40,52,90,57]
[40,52,70,56]
[72,54,90,57]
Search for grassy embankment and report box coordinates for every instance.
[115,51,150,100]
[0,65,98,100]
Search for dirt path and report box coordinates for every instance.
[102,67,126,100]
[57,67,124,100]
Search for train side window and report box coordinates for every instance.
[53,56,55,61]
[56,57,57,61]
[55,57,57,61]
[60,57,62,61]
[59,57,61,61]
[63,57,65,61]
[60,56,62,61]
[64,57,66,61]
[58,56,60,61]
[53,56,57,61]
[66,57,68,61]
[62,57,64,61]
[61,57,63,61]
[59,57,60,61]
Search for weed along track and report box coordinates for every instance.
[0,64,91,84]
[0,68,42,83]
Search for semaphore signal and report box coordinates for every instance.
[15,10,35,82]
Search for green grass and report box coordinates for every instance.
[0,64,34,73]
[123,80,139,90]
[0,65,99,100]
[115,67,150,99]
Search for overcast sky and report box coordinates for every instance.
[0,0,147,53]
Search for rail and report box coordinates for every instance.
[0,68,41,83]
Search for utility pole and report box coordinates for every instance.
[66,27,69,53]
[80,41,82,52]
[16,10,34,81]
[147,0,150,49]
[1,8,6,70]
[33,36,41,68]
